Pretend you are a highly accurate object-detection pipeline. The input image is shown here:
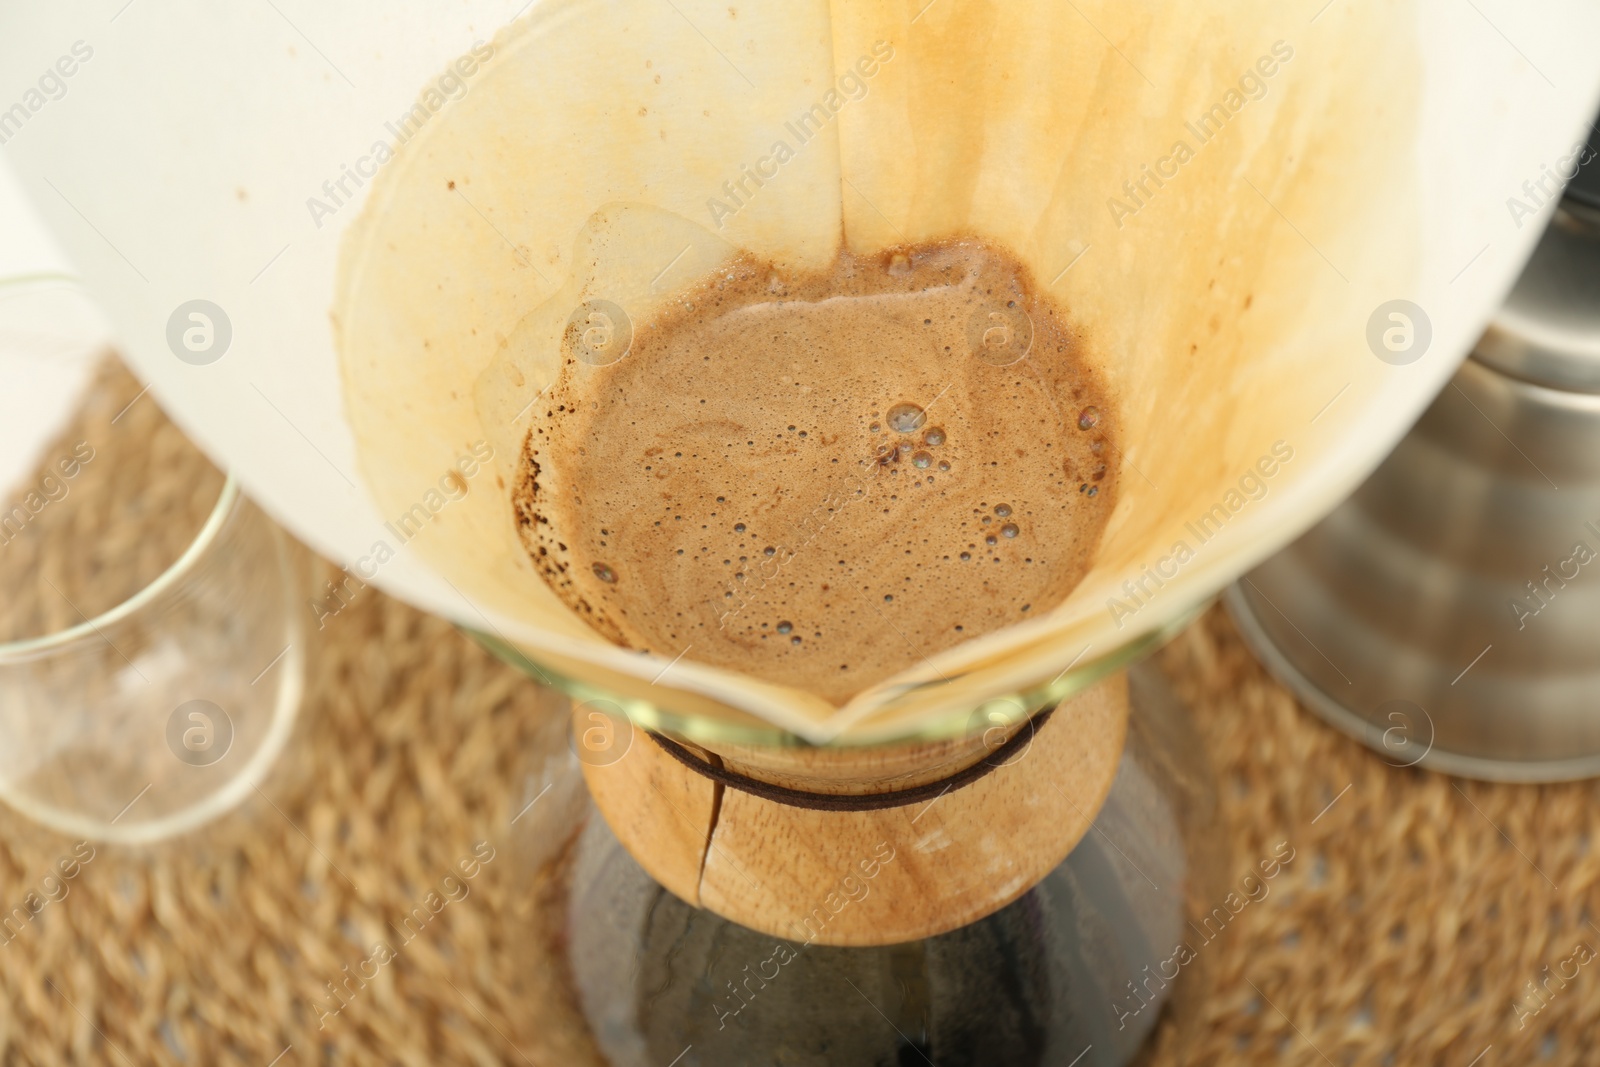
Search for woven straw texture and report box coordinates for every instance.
[0,359,1591,1065]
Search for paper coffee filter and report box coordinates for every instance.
[332,0,1600,743]
[6,1,1598,745]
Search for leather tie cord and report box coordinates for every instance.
[645,705,1054,812]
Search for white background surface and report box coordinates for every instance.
[0,158,109,498]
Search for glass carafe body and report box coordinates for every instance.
[511,659,1222,1067]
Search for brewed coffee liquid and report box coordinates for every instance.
[518,240,1117,701]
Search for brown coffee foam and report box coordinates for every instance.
[519,240,1117,702]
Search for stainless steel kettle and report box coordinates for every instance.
[1228,128,1600,781]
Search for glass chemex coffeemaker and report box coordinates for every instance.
[6,1,1597,1062]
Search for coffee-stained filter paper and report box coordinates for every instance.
[6,1,1597,743]
[331,0,1595,741]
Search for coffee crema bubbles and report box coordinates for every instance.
[513,239,1119,703]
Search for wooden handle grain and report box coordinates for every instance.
[577,672,1129,946]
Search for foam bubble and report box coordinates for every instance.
[887,403,926,433]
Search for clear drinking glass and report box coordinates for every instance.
[0,476,303,843]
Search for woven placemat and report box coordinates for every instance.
[0,359,1594,1065]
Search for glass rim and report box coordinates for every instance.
[470,603,1200,749]
[0,473,239,660]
